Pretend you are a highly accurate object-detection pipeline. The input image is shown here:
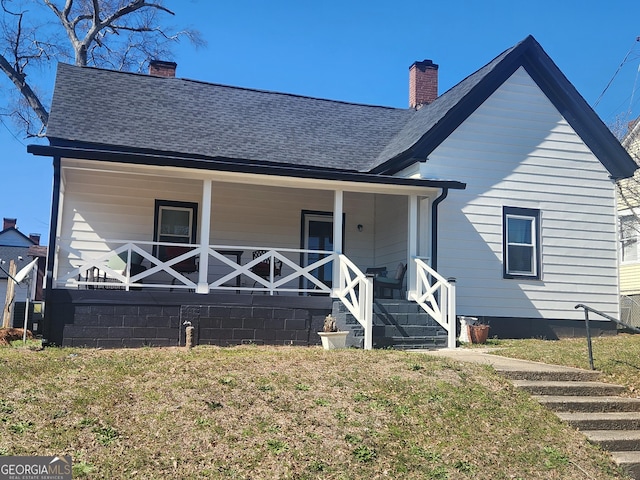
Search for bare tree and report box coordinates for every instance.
[617,118,640,259]
[0,0,202,136]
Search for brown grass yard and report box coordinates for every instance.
[0,344,631,479]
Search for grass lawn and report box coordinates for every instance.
[1,343,631,479]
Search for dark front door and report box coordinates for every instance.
[303,213,333,290]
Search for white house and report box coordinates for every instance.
[29,35,638,347]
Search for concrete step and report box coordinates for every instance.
[512,380,626,397]
[534,395,640,413]
[611,451,640,479]
[375,335,447,350]
[557,412,640,430]
[498,369,601,383]
[582,430,640,452]
[373,324,445,337]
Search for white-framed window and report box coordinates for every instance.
[153,200,198,260]
[620,214,640,263]
[503,206,540,279]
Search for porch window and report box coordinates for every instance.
[153,200,198,260]
[503,206,540,279]
[620,214,640,263]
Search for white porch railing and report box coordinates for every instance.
[409,258,457,349]
[336,254,373,350]
[55,239,374,349]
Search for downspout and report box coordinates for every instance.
[43,156,61,345]
[430,187,449,271]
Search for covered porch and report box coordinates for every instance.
[46,158,461,348]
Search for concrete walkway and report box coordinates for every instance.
[417,347,593,374]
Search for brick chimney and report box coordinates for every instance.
[29,233,40,245]
[3,218,16,230]
[409,59,439,109]
[149,60,177,78]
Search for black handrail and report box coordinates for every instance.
[574,304,640,370]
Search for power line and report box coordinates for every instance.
[594,37,640,108]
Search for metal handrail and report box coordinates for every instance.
[574,303,640,370]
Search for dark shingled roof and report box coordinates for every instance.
[43,35,638,180]
[47,65,414,173]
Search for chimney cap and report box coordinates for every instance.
[149,59,177,78]
[410,59,439,71]
[149,59,177,69]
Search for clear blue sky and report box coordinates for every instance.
[3,0,640,241]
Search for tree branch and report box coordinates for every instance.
[0,54,49,126]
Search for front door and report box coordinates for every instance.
[302,213,334,290]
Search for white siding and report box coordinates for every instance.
[424,67,619,320]
[58,166,379,278]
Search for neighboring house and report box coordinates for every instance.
[619,119,640,324]
[0,218,43,326]
[29,35,638,348]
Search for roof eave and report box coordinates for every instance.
[28,144,466,190]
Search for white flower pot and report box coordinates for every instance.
[318,331,349,350]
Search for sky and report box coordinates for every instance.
[2,0,640,241]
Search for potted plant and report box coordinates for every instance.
[318,315,349,349]
[468,320,490,344]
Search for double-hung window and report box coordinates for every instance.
[503,206,540,279]
[620,214,640,263]
[153,200,198,260]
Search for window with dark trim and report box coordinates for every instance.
[503,206,540,279]
[153,200,198,260]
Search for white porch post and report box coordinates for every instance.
[407,194,418,299]
[196,179,212,294]
[332,189,344,296]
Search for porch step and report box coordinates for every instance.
[332,299,447,349]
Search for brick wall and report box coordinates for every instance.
[48,290,332,348]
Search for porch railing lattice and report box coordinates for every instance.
[54,239,374,349]
[409,258,457,349]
